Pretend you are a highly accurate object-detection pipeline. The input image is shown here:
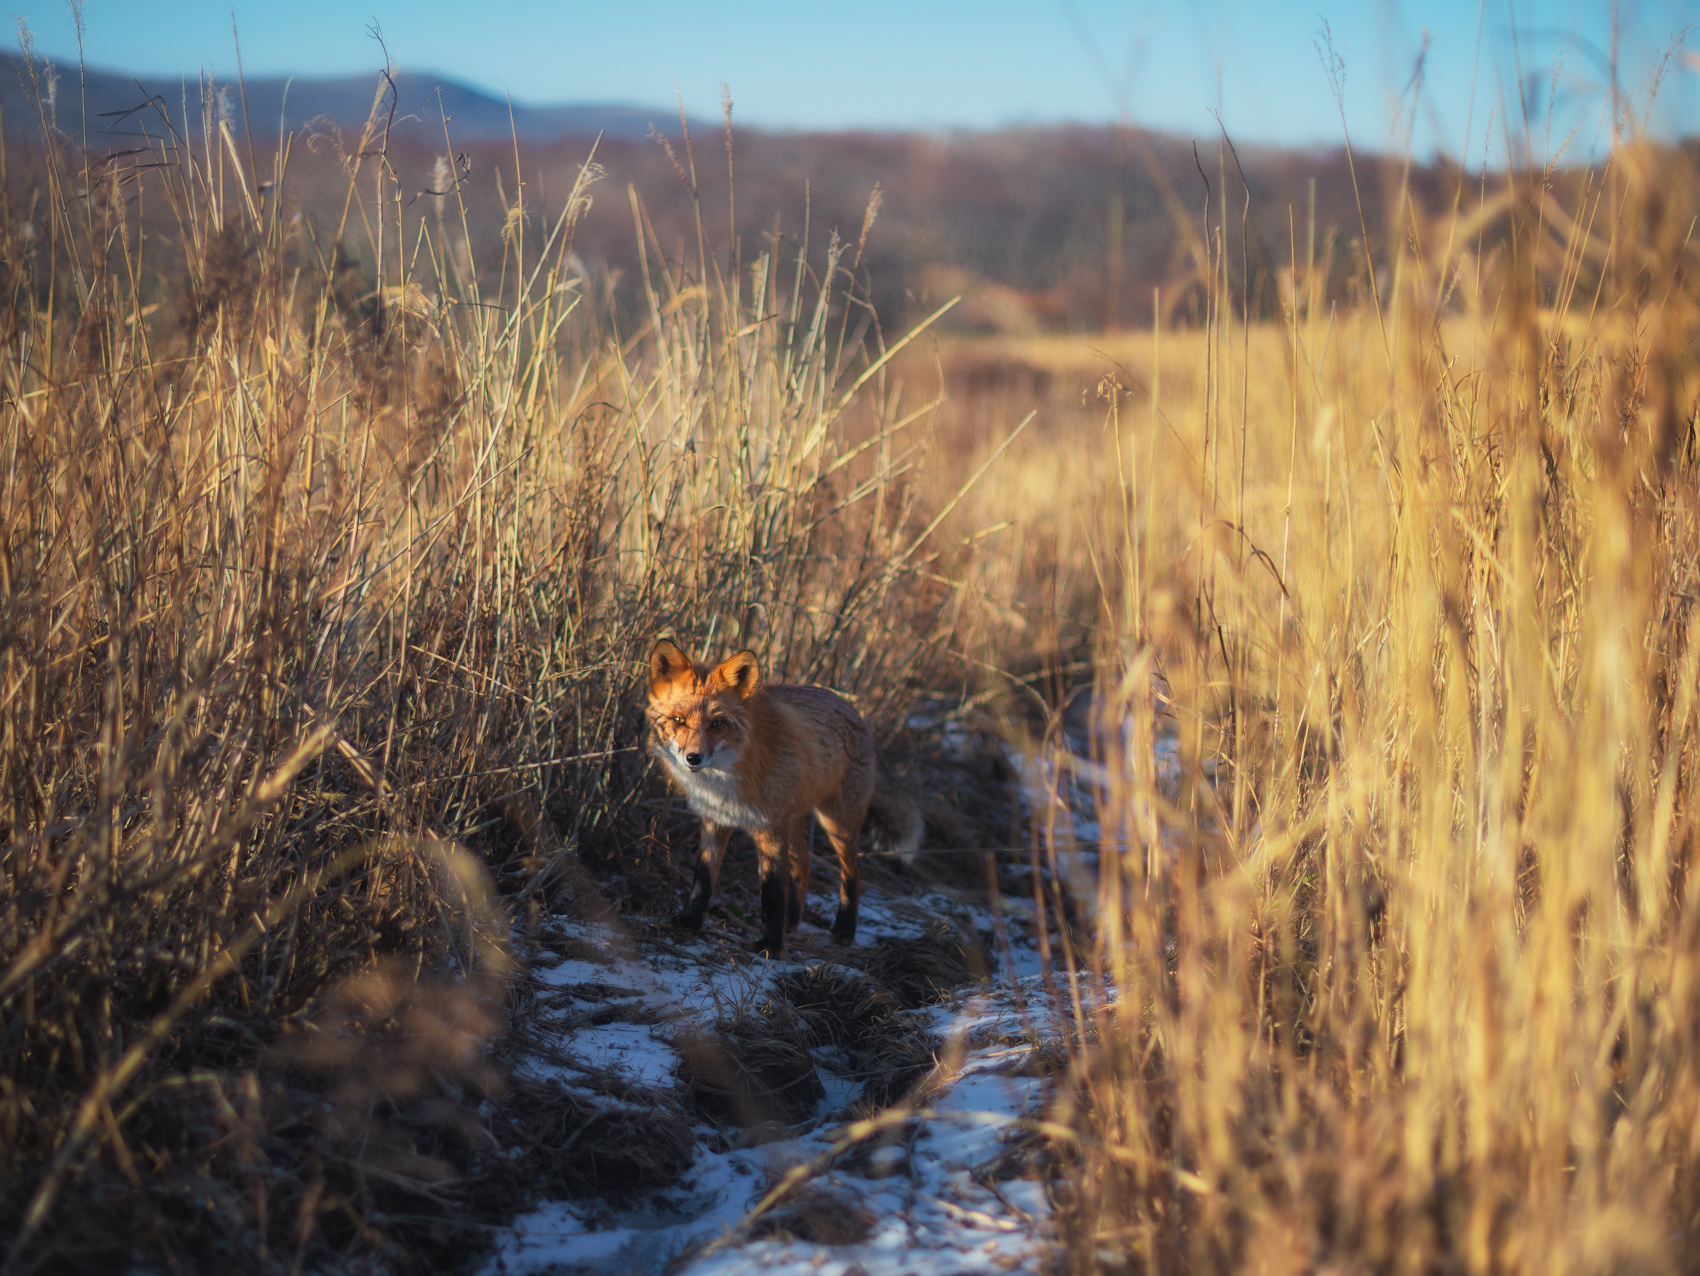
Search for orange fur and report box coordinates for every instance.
[646,639,919,956]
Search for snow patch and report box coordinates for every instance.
[490,887,1066,1275]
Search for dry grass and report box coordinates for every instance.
[0,51,967,1273]
[5,30,1700,1276]
[945,136,1700,1272]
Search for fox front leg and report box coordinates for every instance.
[750,827,793,957]
[677,821,733,931]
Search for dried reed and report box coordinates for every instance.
[0,48,960,1272]
[1031,125,1700,1275]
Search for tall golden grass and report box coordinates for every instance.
[1007,135,1700,1272]
[4,29,1699,1276]
[0,52,964,1270]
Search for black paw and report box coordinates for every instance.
[829,911,857,946]
[749,936,784,958]
[675,910,705,931]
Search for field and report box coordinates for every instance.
[3,47,1700,1276]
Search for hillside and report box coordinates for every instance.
[0,49,1470,333]
[0,52,690,144]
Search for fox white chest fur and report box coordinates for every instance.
[659,743,771,830]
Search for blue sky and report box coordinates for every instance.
[6,1,1695,158]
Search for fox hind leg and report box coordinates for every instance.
[815,806,864,946]
[785,820,812,933]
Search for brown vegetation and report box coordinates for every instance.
[1016,136,1700,1276]
[0,51,966,1273]
[3,33,1700,1276]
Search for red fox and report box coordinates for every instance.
[646,639,923,956]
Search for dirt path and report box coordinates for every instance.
[480,885,1070,1275]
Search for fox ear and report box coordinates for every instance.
[649,639,693,692]
[707,650,760,698]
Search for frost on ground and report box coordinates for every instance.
[481,887,1071,1276]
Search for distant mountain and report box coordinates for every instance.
[1,50,1584,336]
[0,54,694,146]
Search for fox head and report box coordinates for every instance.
[647,639,760,775]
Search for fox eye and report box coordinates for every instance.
[670,715,686,726]
[708,718,726,730]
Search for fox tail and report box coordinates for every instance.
[866,759,925,865]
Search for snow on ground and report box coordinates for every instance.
[482,889,1070,1276]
